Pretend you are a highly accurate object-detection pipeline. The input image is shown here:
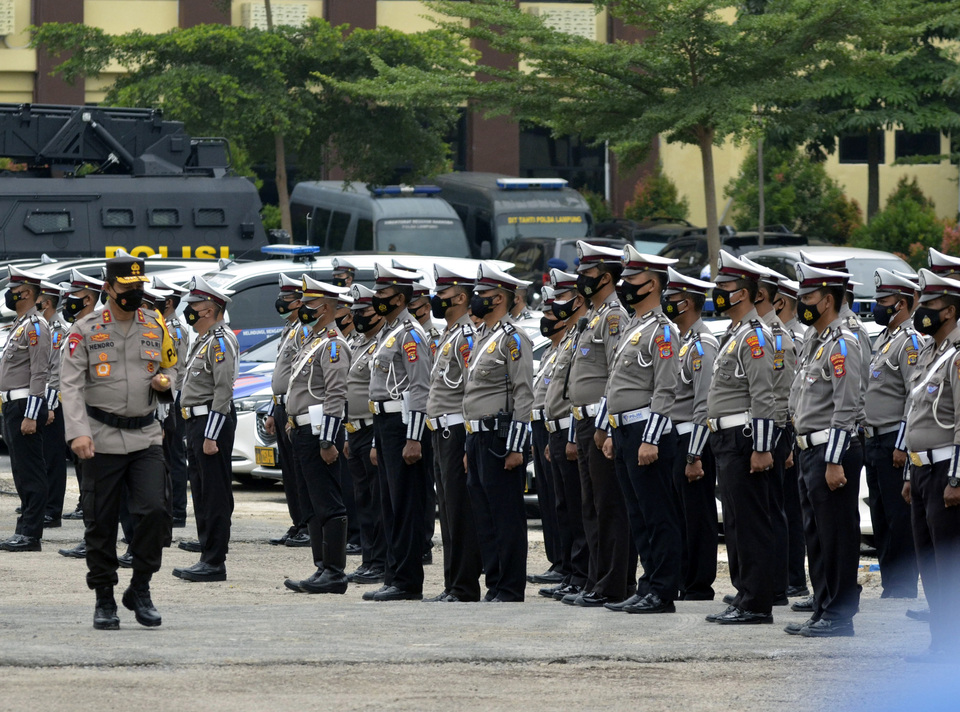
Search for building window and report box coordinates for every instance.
[838,134,885,164]
[25,210,72,235]
[102,208,135,227]
[895,131,942,161]
[519,124,605,194]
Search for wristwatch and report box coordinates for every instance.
[319,440,333,449]
[685,454,699,465]
[949,477,960,488]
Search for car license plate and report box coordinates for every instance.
[255,447,277,467]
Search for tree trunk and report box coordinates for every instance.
[264,0,274,31]
[696,126,720,279]
[866,127,881,222]
[275,131,292,234]
[757,136,765,247]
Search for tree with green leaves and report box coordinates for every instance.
[623,162,689,223]
[31,19,470,232]
[336,0,874,274]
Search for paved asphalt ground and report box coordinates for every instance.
[0,449,957,711]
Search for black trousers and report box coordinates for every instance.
[768,428,790,598]
[291,424,346,563]
[347,424,386,569]
[274,403,306,529]
[162,397,188,521]
[433,424,482,601]
[612,423,681,602]
[422,429,436,555]
[81,444,170,589]
[784,428,807,590]
[547,430,589,588]
[43,405,68,521]
[3,398,47,539]
[531,421,563,572]
[341,449,361,547]
[798,440,863,622]
[465,430,527,601]
[672,432,719,599]
[373,412,425,593]
[910,460,960,652]
[711,427,776,614]
[575,418,633,600]
[185,409,236,567]
[865,432,918,596]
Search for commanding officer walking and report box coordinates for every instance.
[424,263,483,602]
[566,241,632,607]
[902,268,960,660]
[363,263,431,601]
[662,267,720,601]
[0,266,51,552]
[153,275,191,529]
[705,252,777,625]
[265,274,310,547]
[173,276,239,583]
[788,263,863,638]
[60,254,175,629]
[38,281,68,529]
[540,268,590,602]
[599,247,681,614]
[463,263,534,602]
[282,276,352,594]
[864,268,922,598]
[343,284,387,585]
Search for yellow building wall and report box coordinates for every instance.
[660,134,959,227]
[377,1,441,33]
[0,0,37,102]
[85,0,179,34]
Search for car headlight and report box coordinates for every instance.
[235,396,272,412]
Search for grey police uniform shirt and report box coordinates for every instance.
[46,316,67,410]
[543,324,577,424]
[166,315,191,391]
[180,319,239,441]
[865,322,922,450]
[272,320,310,398]
[0,305,51,421]
[670,318,719,458]
[784,316,807,343]
[285,323,350,442]
[840,303,871,425]
[532,343,558,412]
[346,332,378,423]
[761,311,797,428]
[427,313,475,419]
[368,308,431,441]
[707,307,777,452]
[601,306,677,445]
[568,293,624,408]
[60,307,174,454]
[904,324,960,457]
[793,316,862,464]
[462,317,535,453]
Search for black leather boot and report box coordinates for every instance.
[94,587,120,630]
[301,516,348,594]
[122,572,162,627]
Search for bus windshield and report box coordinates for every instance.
[376,219,470,257]
[495,213,590,244]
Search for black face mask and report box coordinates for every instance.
[275,297,296,315]
[183,304,202,326]
[297,304,318,324]
[332,277,348,288]
[797,297,825,327]
[873,301,896,327]
[470,294,495,319]
[353,311,380,334]
[712,287,742,315]
[540,315,565,338]
[551,297,578,321]
[410,300,430,321]
[62,295,88,324]
[431,294,458,320]
[914,306,946,336]
[617,280,654,309]
[4,289,21,311]
[371,295,398,317]
[661,296,686,322]
[114,288,144,312]
[577,272,605,298]
[335,314,352,332]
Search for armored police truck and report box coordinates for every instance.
[0,103,267,260]
[434,173,593,259]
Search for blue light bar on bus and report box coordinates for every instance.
[260,244,321,256]
[496,178,568,191]
[370,185,441,196]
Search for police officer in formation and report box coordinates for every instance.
[282,277,352,594]
[425,264,483,602]
[463,263,534,602]
[266,274,311,547]
[173,276,238,583]
[60,254,175,629]
[0,266,51,551]
[37,281,67,529]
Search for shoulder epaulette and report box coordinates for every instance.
[502,321,517,335]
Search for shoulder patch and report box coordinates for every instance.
[459,341,470,367]
[67,332,82,357]
[654,332,672,359]
[830,352,846,377]
[509,333,522,361]
[403,341,419,362]
[329,342,340,363]
[607,314,620,336]
[745,334,764,359]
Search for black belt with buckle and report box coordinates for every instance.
[86,405,156,430]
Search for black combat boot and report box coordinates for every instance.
[122,571,162,627]
[94,587,120,630]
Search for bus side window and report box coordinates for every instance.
[476,216,492,256]
[356,218,373,251]
[310,208,332,248]
[290,203,309,244]
[328,211,351,252]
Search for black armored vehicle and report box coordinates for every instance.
[0,103,267,260]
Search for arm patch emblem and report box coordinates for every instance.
[746,334,764,359]
[403,341,418,362]
[830,353,846,377]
